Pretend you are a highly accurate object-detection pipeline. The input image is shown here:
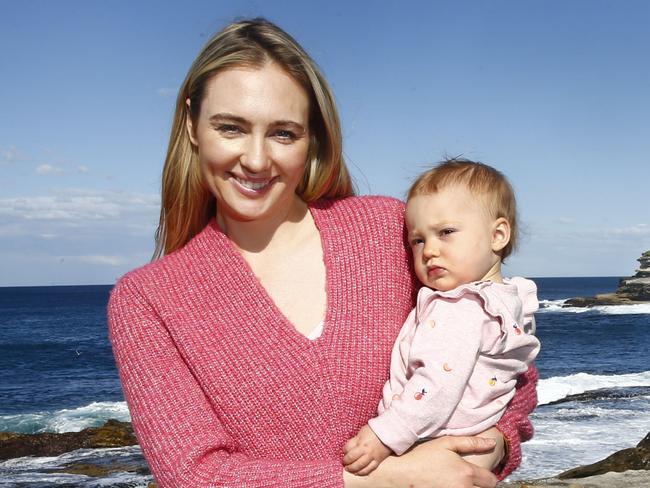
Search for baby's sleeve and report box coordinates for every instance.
[368,294,490,455]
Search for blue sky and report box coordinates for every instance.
[1,1,649,286]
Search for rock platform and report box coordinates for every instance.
[2,421,649,487]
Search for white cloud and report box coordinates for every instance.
[605,224,649,237]
[157,87,176,97]
[1,145,29,163]
[36,164,64,175]
[0,189,159,222]
[76,165,90,173]
[75,254,126,266]
[0,188,161,285]
[529,222,650,242]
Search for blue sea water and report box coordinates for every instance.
[0,286,121,419]
[0,277,649,485]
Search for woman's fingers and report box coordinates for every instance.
[473,427,506,468]
[470,462,498,488]
[444,436,499,487]
[440,435,497,455]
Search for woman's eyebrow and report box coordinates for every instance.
[272,120,307,132]
[208,112,248,124]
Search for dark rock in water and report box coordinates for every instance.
[563,296,604,307]
[564,250,650,307]
[563,291,640,307]
[54,461,150,478]
[0,419,137,460]
[558,431,650,478]
[546,386,650,406]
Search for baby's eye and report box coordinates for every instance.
[410,238,424,247]
[440,228,456,236]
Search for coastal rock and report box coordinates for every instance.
[499,431,650,487]
[0,419,137,460]
[563,293,639,307]
[564,250,650,307]
[557,431,650,478]
[55,461,150,478]
[498,470,650,487]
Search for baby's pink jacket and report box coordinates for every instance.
[368,277,540,455]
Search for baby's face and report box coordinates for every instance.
[405,185,503,291]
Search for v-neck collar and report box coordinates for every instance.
[201,201,334,348]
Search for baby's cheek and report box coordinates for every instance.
[411,254,424,279]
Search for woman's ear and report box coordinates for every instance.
[491,217,511,252]
[185,98,198,146]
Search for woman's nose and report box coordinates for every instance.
[240,135,270,173]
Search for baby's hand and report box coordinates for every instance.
[343,424,392,475]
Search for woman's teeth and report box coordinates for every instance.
[235,177,271,190]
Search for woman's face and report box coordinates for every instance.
[187,62,311,225]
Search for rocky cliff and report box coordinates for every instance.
[564,250,650,307]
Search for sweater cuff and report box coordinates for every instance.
[368,410,418,456]
[493,416,522,480]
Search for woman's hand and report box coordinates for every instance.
[344,435,499,488]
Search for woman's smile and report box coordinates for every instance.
[230,173,279,195]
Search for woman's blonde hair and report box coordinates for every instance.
[407,158,518,261]
[154,18,354,258]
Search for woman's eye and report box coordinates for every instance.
[274,129,297,141]
[217,124,242,135]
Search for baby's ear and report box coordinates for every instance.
[491,217,511,252]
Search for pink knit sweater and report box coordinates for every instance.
[108,196,538,488]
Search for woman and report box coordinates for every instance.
[108,18,537,488]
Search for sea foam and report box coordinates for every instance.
[0,401,130,434]
[537,370,650,405]
[539,299,650,315]
[0,446,151,488]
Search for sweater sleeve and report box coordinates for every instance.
[108,276,344,488]
[493,363,539,480]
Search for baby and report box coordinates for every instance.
[344,159,541,474]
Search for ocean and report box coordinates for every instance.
[0,277,649,486]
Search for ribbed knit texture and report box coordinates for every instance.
[108,196,537,487]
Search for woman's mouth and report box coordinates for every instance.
[230,174,277,194]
